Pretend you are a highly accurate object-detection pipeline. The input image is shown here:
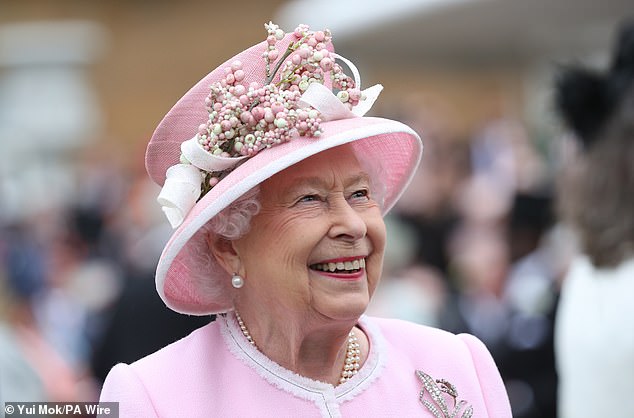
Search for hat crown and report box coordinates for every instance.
[146,23,360,188]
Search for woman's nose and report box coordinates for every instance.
[328,199,367,241]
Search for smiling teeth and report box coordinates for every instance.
[312,259,366,272]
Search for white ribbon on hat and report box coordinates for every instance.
[158,54,382,229]
[298,82,383,120]
[181,138,249,172]
[157,163,204,228]
[158,139,250,228]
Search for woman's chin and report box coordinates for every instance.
[316,297,370,321]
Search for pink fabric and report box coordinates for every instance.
[100,316,511,417]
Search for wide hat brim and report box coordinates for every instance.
[146,31,423,315]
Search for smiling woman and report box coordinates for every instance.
[213,146,386,335]
[99,22,511,417]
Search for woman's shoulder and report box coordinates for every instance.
[101,320,219,388]
[362,316,511,417]
[131,320,218,371]
[364,316,494,365]
[99,321,221,414]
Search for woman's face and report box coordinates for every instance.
[232,145,386,321]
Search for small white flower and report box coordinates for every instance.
[337,90,350,103]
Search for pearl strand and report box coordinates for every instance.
[340,330,361,384]
[234,311,361,385]
[235,310,258,348]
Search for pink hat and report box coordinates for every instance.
[146,23,422,315]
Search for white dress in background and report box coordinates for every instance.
[555,255,634,418]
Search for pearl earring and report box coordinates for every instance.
[231,273,244,289]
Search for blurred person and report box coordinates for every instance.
[441,163,559,418]
[442,223,511,348]
[367,215,450,327]
[99,22,512,417]
[554,19,634,418]
[393,134,469,277]
[53,146,208,384]
[470,116,547,200]
[367,264,448,327]
[0,164,129,402]
[500,193,559,418]
[91,170,211,384]
[39,208,118,372]
[0,224,82,402]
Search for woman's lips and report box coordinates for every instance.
[309,257,366,280]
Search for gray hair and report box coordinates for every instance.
[184,186,261,304]
[204,186,262,240]
[192,186,262,261]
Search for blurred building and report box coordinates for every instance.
[1,0,629,170]
[0,20,106,222]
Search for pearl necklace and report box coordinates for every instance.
[235,311,361,385]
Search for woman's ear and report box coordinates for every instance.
[208,235,241,275]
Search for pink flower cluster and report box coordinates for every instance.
[192,23,360,194]
[197,60,318,160]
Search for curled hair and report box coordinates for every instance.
[184,187,261,304]
[204,187,261,240]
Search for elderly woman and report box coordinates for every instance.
[100,23,511,417]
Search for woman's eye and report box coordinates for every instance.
[350,189,369,200]
[298,194,319,203]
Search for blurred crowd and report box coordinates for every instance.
[0,152,211,403]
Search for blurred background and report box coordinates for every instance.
[0,0,631,416]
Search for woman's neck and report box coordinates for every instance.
[233,310,367,386]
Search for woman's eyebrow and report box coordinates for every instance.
[285,176,328,192]
[344,173,371,188]
[285,172,370,191]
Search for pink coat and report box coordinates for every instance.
[100,315,511,417]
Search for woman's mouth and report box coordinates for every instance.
[309,258,366,275]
